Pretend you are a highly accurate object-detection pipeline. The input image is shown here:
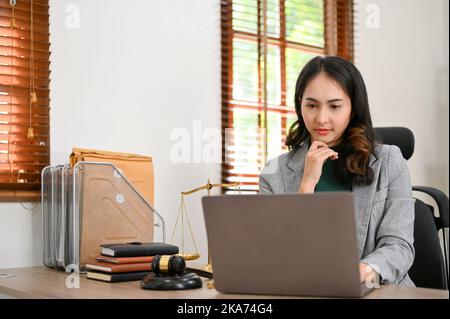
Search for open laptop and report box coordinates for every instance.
[201,193,374,298]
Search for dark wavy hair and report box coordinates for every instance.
[285,56,376,186]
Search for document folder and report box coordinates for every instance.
[42,155,164,272]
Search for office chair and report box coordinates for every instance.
[374,127,449,290]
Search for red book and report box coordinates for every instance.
[96,255,155,264]
[85,261,152,273]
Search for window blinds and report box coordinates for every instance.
[0,0,50,197]
[221,0,353,193]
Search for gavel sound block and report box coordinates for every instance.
[140,255,202,290]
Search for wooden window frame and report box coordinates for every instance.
[221,0,354,192]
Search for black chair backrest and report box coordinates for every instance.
[374,127,448,289]
[374,127,414,160]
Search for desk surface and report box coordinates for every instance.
[0,267,448,299]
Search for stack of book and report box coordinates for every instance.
[86,242,179,282]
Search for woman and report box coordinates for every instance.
[259,56,415,287]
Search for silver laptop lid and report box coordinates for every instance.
[202,193,364,297]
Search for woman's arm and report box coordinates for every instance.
[259,161,275,194]
[259,174,273,194]
[360,145,415,284]
[298,141,339,193]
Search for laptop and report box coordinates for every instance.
[201,193,374,298]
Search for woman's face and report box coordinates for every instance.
[300,72,352,147]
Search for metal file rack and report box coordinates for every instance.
[42,162,165,272]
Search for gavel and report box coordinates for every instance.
[141,254,202,290]
[152,255,186,276]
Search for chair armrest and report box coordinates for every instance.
[413,186,449,229]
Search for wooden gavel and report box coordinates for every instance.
[152,255,186,276]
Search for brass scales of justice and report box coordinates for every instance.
[170,180,241,278]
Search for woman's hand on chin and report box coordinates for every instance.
[298,140,339,193]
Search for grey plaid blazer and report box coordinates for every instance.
[259,142,416,286]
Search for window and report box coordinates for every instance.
[0,0,50,202]
[221,0,353,192]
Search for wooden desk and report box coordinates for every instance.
[0,267,448,299]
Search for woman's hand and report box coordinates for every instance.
[298,141,339,193]
[359,262,378,285]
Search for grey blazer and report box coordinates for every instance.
[259,142,416,287]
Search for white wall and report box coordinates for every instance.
[354,0,449,195]
[0,0,448,269]
[0,204,42,268]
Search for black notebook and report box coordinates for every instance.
[87,271,151,282]
[100,242,179,257]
